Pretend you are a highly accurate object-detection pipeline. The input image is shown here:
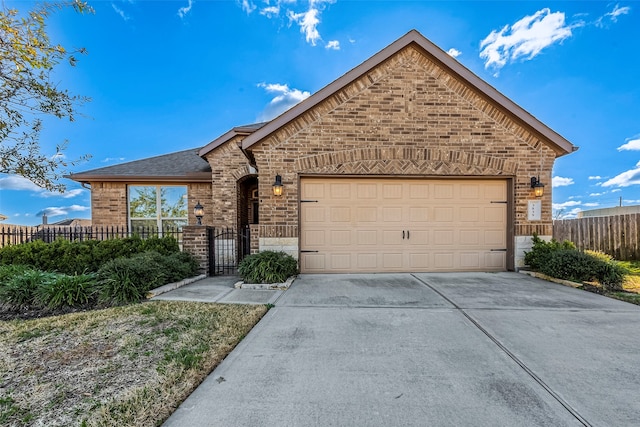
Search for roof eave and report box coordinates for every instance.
[66,172,212,184]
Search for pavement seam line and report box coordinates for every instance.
[411,274,592,427]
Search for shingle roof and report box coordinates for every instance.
[67,148,211,183]
[198,122,268,157]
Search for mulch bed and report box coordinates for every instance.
[0,304,94,321]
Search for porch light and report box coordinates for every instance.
[194,201,204,225]
[530,177,545,198]
[272,174,283,196]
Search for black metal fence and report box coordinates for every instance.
[0,225,182,247]
[208,226,251,276]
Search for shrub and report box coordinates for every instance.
[95,250,197,305]
[538,249,626,291]
[0,264,32,285]
[238,251,298,284]
[524,234,576,270]
[34,273,97,309]
[96,252,167,305]
[0,270,58,307]
[0,236,181,275]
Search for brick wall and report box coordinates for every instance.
[90,182,128,227]
[182,226,210,275]
[204,136,252,228]
[247,45,557,241]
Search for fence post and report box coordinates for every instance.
[182,225,211,276]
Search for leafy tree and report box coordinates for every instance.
[0,0,92,191]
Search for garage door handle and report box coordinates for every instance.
[407,230,410,240]
[402,230,405,239]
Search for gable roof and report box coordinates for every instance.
[198,122,268,157]
[67,148,211,183]
[240,29,576,157]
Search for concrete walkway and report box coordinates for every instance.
[150,276,282,305]
[164,272,640,426]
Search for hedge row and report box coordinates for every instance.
[0,236,180,275]
[524,234,626,291]
[0,251,199,309]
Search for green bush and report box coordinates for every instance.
[0,264,32,284]
[0,236,181,275]
[538,249,626,291]
[524,234,576,270]
[96,250,199,305]
[34,273,97,309]
[0,270,58,307]
[238,251,298,284]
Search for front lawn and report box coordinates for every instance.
[0,301,268,426]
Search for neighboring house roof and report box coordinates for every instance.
[240,29,577,157]
[198,122,268,157]
[68,148,211,183]
[0,214,7,222]
[47,219,92,227]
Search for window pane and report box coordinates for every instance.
[129,186,158,218]
[161,186,187,218]
[130,219,159,231]
[162,219,187,231]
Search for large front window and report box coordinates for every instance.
[128,185,188,232]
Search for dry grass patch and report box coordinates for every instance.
[0,301,268,426]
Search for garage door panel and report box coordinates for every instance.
[330,207,351,222]
[300,178,507,273]
[357,230,378,245]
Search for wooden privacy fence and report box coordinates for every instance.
[553,213,640,261]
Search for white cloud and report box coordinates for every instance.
[612,188,622,193]
[0,175,86,198]
[288,8,321,45]
[447,48,462,58]
[257,82,311,121]
[243,0,335,46]
[480,8,579,70]
[240,0,256,14]
[39,189,85,199]
[38,205,89,218]
[596,4,631,27]
[260,5,280,17]
[552,200,582,210]
[0,175,42,191]
[618,138,640,151]
[589,192,605,197]
[602,160,640,187]
[588,175,602,180]
[325,40,340,50]
[583,203,600,207]
[624,199,640,204]
[552,176,574,187]
[178,0,194,18]
[102,157,126,163]
[111,3,131,21]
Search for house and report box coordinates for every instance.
[69,30,577,273]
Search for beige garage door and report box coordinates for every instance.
[300,177,507,273]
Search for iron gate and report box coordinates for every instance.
[208,226,250,275]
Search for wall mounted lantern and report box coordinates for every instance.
[194,201,204,225]
[530,177,545,198]
[272,174,283,196]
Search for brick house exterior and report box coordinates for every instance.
[69,30,576,273]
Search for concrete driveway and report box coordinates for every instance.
[164,272,640,426]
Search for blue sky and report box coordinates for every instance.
[0,0,638,225]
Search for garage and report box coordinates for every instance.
[300,177,508,273]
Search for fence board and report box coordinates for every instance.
[553,213,640,261]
